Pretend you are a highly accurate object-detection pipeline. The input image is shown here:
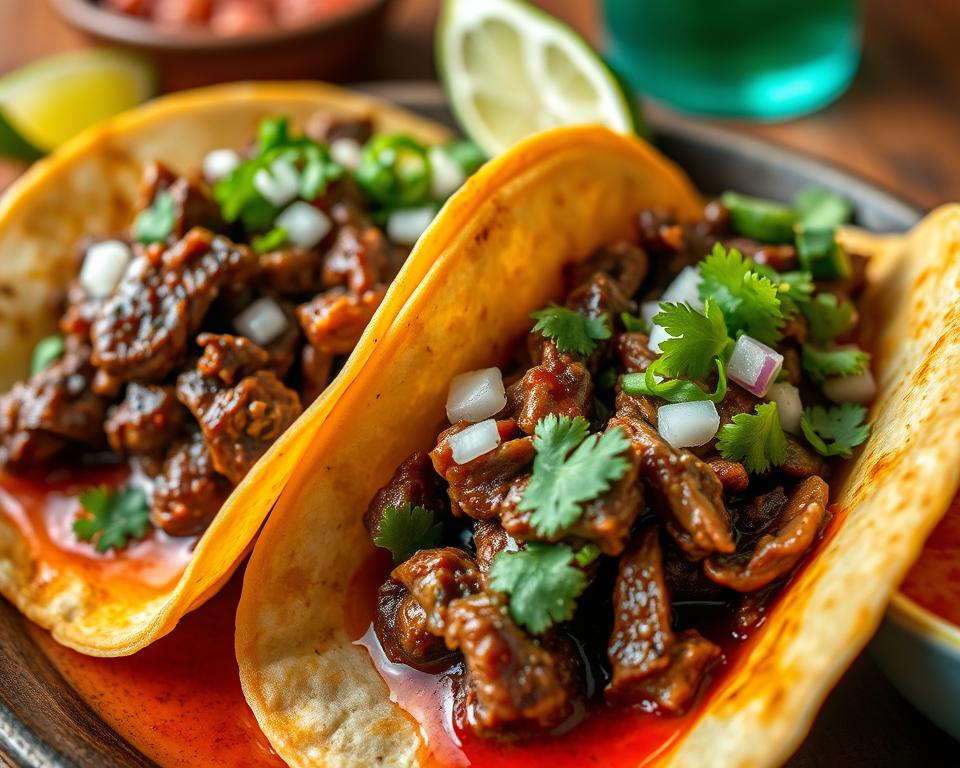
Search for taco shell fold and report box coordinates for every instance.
[234,125,960,767]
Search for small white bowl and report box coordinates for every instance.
[872,591,960,740]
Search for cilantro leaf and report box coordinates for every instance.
[800,404,871,458]
[716,402,787,474]
[530,304,611,356]
[258,116,289,153]
[801,344,870,384]
[802,293,855,344]
[252,226,288,254]
[698,244,783,345]
[133,191,176,244]
[73,486,150,553]
[654,299,730,381]
[31,335,65,375]
[793,188,853,230]
[489,543,588,634]
[519,415,631,537]
[751,263,814,316]
[621,310,648,333]
[372,503,443,564]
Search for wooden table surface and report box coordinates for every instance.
[0,1,957,766]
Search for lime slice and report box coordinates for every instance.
[436,0,639,156]
[0,49,156,159]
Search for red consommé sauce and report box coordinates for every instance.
[1,462,281,766]
[900,491,960,627]
[345,508,845,768]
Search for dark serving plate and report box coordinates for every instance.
[0,82,954,768]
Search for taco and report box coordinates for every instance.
[235,125,960,767]
[0,81,482,656]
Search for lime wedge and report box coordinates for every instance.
[0,49,156,159]
[436,0,639,156]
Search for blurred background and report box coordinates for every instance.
[0,0,958,210]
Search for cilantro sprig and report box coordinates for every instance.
[716,402,787,474]
[518,415,631,537]
[489,543,588,634]
[530,304,611,356]
[751,263,814,316]
[134,190,176,244]
[31,335,65,375]
[801,344,870,384]
[802,293,855,344]
[73,486,150,553]
[372,503,443,564]
[698,244,783,345]
[800,404,871,458]
[654,299,731,381]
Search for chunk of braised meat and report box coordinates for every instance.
[364,451,449,539]
[706,457,749,492]
[91,228,257,381]
[637,209,686,255]
[722,237,798,272]
[733,583,780,636]
[782,436,829,479]
[615,388,659,428]
[150,432,232,536]
[196,331,269,384]
[624,632,722,715]
[296,287,386,355]
[323,220,388,294]
[472,520,519,579]
[735,486,789,534]
[374,579,452,672]
[431,420,534,522]
[606,525,675,693]
[662,540,726,602]
[60,278,102,339]
[780,312,808,345]
[258,247,324,295]
[694,383,758,457]
[0,340,107,467]
[615,332,657,373]
[705,476,829,593]
[391,547,482,635]
[105,383,186,456]
[569,239,649,298]
[566,272,633,326]
[444,592,582,733]
[138,162,224,238]
[782,348,802,386]
[177,334,302,483]
[305,113,374,144]
[516,341,592,436]
[613,412,734,559]
[300,344,333,404]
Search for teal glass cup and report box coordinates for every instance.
[603,0,861,120]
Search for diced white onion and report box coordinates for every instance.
[387,206,435,245]
[727,334,783,397]
[660,266,704,310]
[767,382,802,433]
[202,148,241,182]
[647,323,676,354]
[253,157,300,207]
[234,297,288,346]
[79,240,132,298]
[449,419,501,464]
[657,401,720,448]
[429,146,466,199]
[275,202,332,249]
[446,368,507,424]
[329,138,362,171]
[640,300,662,328]
[823,369,876,405]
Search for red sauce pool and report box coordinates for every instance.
[31,567,283,767]
[900,492,960,627]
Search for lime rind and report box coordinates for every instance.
[0,110,42,163]
[437,0,638,156]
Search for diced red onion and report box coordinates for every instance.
[387,206,436,245]
[234,297,288,346]
[727,334,783,397]
[446,367,507,423]
[79,240,132,298]
[275,202,332,249]
[329,138,362,171]
[767,382,802,433]
[429,146,466,199]
[202,148,241,182]
[657,401,720,448]
[823,369,876,404]
[647,322,676,354]
[661,266,704,310]
[449,419,501,464]
[253,157,300,207]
